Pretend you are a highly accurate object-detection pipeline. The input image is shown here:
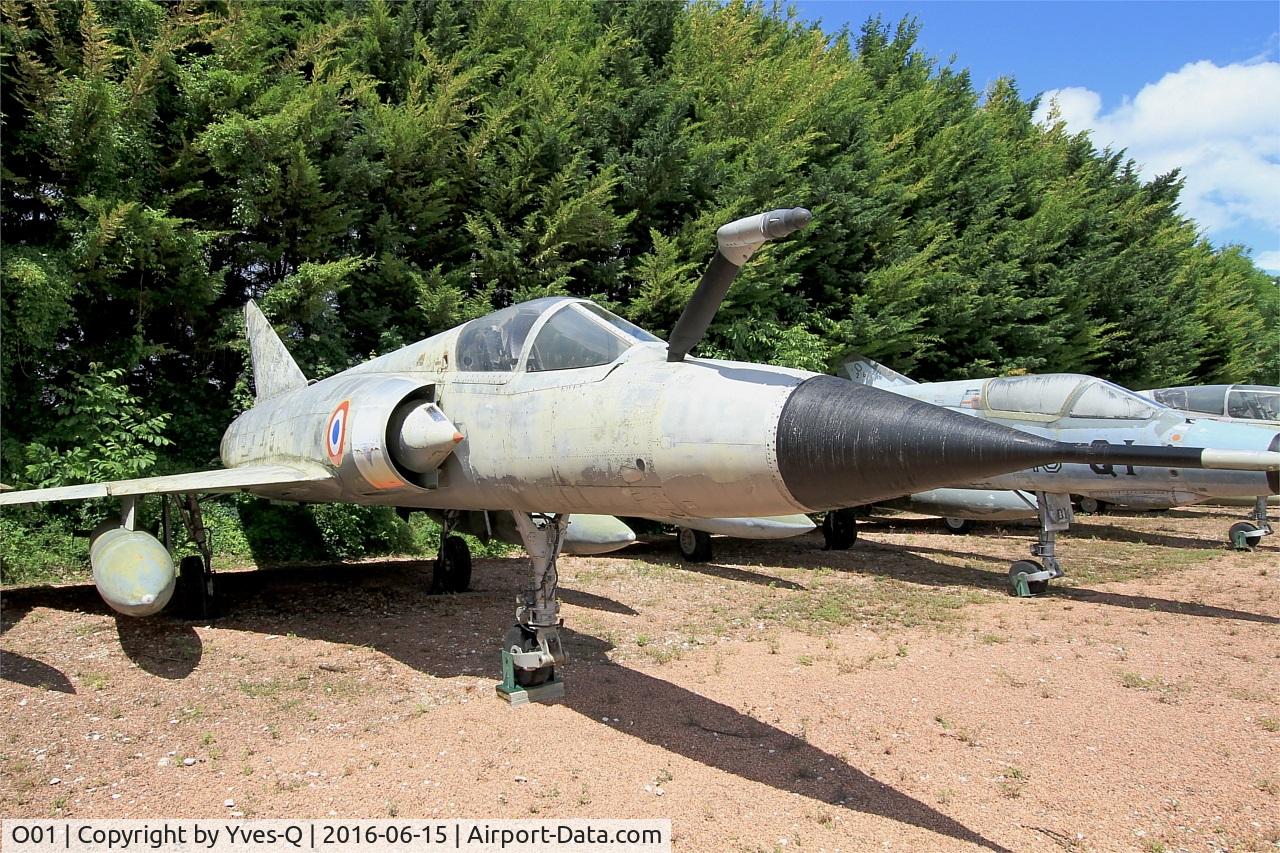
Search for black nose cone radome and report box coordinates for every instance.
[776,376,1067,511]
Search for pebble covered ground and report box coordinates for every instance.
[1,505,1277,852]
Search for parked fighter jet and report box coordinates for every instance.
[1143,384,1280,427]
[1138,384,1280,546]
[3,209,1272,702]
[833,361,1280,594]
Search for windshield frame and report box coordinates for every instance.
[516,300,643,373]
[1227,388,1280,421]
[1063,377,1160,420]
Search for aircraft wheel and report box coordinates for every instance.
[942,517,975,535]
[822,509,858,550]
[677,528,713,562]
[1228,521,1260,552]
[1008,560,1049,597]
[170,555,213,619]
[434,535,472,593]
[504,626,553,688]
[1076,496,1107,515]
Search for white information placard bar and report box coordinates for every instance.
[1,820,671,853]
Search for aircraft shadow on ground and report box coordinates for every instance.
[1,650,75,693]
[114,615,203,678]
[562,633,1010,852]
[862,514,1243,551]
[825,542,1279,625]
[685,531,1278,626]
[1064,522,1227,550]
[638,554,807,590]
[1,559,1010,851]
[604,540,803,589]
[1,600,75,693]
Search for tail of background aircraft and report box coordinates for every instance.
[841,356,917,389]
[245,300,308,401]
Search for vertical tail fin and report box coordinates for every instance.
[841,356,918,388]
[244,301,307,401]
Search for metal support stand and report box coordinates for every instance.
[1009,492,1071,597]
[496,512,568,705]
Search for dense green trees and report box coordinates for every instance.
[2,0,1276,574]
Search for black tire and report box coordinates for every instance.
[434,535,472,592]
[171,555,212,619]
[821,509,858,550]
[504,627,553,688]
[1076,496,1107,515]
[676,528,713,562]
[1228,521,1259,552]
[1008,560,1049,596]
[942,517,975,535]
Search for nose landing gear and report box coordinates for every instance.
[1008,492,1071,597]
[496,512,568,706]
[1229,496,1274,551]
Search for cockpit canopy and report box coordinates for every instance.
[1145,384,1280,421]
[979,374,1159,420]
[454,297,659,374]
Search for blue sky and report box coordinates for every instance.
[794,1,1280,271]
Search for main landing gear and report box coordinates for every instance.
[430,510,472,593]
[496,512,568,706]
[677,527,713,562]
[166,494,218,620]
[1229,496,1274,551]
[942,516,975,534]
[1008,491,1071,597]
[821,508,858,550]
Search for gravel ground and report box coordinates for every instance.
[1,505,1277,852]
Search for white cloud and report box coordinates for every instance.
[1033,60,1280,262]
[1255,250,1280,273]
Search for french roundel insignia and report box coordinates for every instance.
[325,401,350,465]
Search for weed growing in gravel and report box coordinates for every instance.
[1119,671,1154,690]
[1257,716,1279,733]
[1118,671,1188,703]
[80,672,108,690]
[997,766,1028,798]
[644,644,682,665]
[996,670,1027,688]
